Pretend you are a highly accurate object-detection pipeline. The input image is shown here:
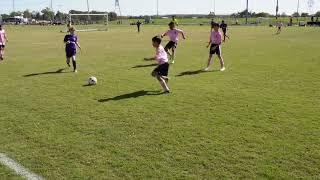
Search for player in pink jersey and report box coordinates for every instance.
[161,22,186,64]
[144,36,170,93]
[205,23,225,72]
[0,25,9,61]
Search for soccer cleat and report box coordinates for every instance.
[74,70,78,73]
[220,67,226,72]
[171,60,175,64]
[204,67,210,71]
[67,63,70,67]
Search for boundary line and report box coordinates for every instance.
[0,153,43,180]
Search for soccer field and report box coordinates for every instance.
[0,25,319,179]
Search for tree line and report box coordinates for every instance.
[1,8,118,23]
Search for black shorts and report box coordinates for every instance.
[278,27,281,30]
[153,63,169,76]
[0,45,5,49]
[164,41,177,51]
[66,49,76,58]
[210,44,221,55]
[222,29,227,34]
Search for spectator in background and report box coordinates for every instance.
[172,16,179,26]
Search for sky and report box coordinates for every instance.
[0,0,319,16]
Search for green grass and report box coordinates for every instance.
[0,25,319,179]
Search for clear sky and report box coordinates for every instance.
[0,0,319,15]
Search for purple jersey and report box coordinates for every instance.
[64,34,78,51]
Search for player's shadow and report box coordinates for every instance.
[132,64,158,69]
[98,90,165,102]
[23,68,68,77]
[176,69,213,77]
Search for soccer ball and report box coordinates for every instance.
[88,76,97,85]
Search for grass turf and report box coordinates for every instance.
[0,25,319,179]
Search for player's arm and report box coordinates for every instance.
[161,32,167,38]
[76,42,81,50]
[144,57,155,61]
[180,31,186,39]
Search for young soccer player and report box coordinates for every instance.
[205,23,225,72]
[136,20,142,33]
[63,27,81,73]
[220,20,230,42]
[144,36,170,93]
[0,25,8,61]
[161,22,186,64]
[276,21,283,34]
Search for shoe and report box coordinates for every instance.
[163,90,170,94]
[204,67,210,71]
[67,63,70,67]
[171,60,175,64]
[74,70,78,73]
[220,67,226,72]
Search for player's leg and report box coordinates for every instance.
[66,57,71,67]
[72,55,77,72]
[164,42,173,59]
[171,47,176,64]
[157,75,170,92]
[205,54,213,71]
[217,47,225,71]
[0,46,4,60]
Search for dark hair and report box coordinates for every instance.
[213,23,220,27]
[168,22,175,27]
[152,36,162,44]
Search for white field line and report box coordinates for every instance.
[0,153,43,180]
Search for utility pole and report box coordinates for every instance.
[214,0,216,17]
[13,0,15,12]
[87,0,91,23]
[157,0,159,17]
[297,0,300,23]
[276,0,279,19]
[50,0,53,11]
[87,0,90,13]
[246,0,249,24]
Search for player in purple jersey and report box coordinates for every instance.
[64,27,81,73]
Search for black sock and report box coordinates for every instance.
[72,60,77,71]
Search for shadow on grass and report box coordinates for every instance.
[176,69,215,77]
[98,90,166,102]
[132,64,158,69]
[23,68,68,77]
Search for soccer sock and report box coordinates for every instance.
[219,57,224,68]
[158,76,169,91]
[72,60,77,71]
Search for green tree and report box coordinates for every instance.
[315,11,320,16]
[55,11,67,22]
[255,12,270,17]
[301,12,309,17]
[41,7,54,21]
[23,9,32,18]
[292,12,300,17]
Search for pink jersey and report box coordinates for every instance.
[0,30,6,45]
[165,29,183,42]
[210,31,222,45]
[155,45,168,65]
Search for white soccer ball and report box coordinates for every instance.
[88,76,98,85]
